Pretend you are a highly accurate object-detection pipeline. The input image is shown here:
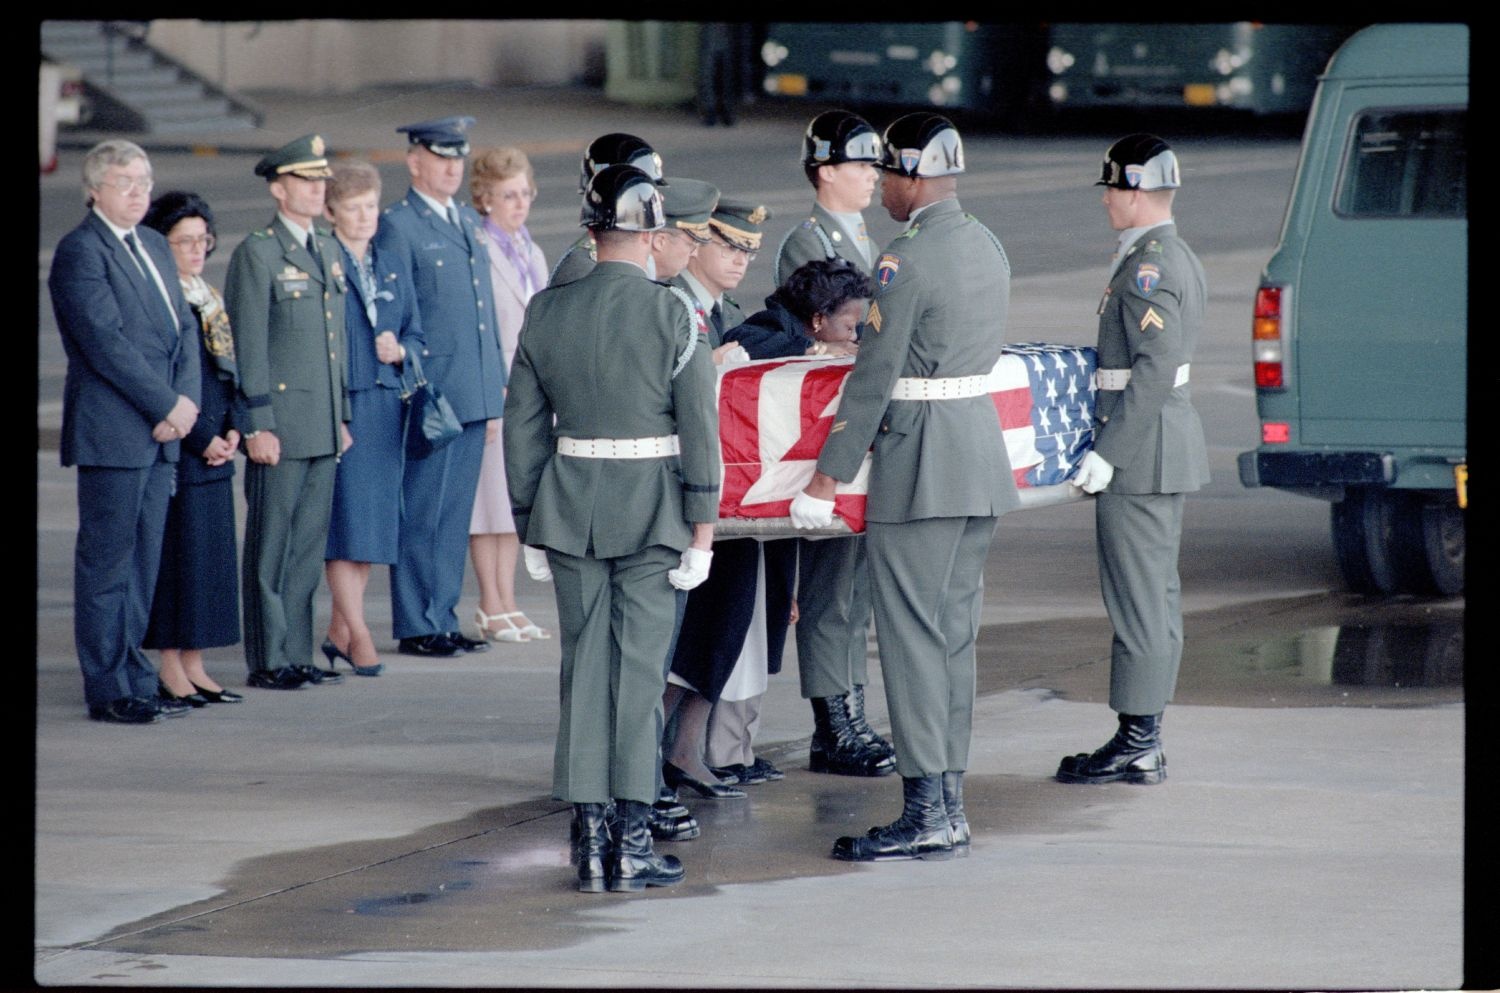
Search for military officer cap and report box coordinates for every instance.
[660,177,719,243]
[253,133,333,180]
[803,109,882,167]
[580,164,665,232]
[1097,133,1181,191]
[396,115,476,158]
[579,133,666,193]
[878,112,964,178]
[708,199,771,253]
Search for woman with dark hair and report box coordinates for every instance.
[321,160,424,676]
[662,258,875,793]
[141,191,245,705]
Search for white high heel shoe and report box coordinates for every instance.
[475,608,529,643]
[514,613,551,640]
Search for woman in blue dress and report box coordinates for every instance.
[321,160,424,675]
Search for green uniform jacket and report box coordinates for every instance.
[547,232,597,287]
[667,272,744,348]
[503,260,721,559]
[773,202,874,286]
[1092,223,1211,494]
[225,217,350,458]
[816,199,1019,523]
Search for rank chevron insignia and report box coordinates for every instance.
[1139,307,1165,333]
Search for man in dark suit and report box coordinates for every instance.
[49,140,201,723]
[378,116,507,657]
[225,134,350,690]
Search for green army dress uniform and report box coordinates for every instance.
[1091,222,1210,715]
[504,260,720,804]
[773,202,875,285]
[547,232,597,287]
[227,214,349,674]
[816,198,1019,779]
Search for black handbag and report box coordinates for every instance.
[399,350,462,460]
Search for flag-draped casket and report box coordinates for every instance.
[714,343,1099,538]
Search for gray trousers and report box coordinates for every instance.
[866,515,997,778]
[549,544,679,803]
[794,534,872,699]
[705,694,763,768]
[1096,492,1185,715]
[242,454,336,672]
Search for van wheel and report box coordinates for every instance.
[1330,488,1406,595]
[1395,497,1465,596]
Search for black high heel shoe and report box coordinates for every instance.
[323,639,383,677]
[158,683,208,708]
[663,761,746,799]
[189,682,244,704]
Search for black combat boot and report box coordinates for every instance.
[1055,712,1165,785]
[608,799,686,892]
[649,802,701,842]
[809,696,896,777]
[831,775,956,861]
[847,683,896,760]
[572,803,611,893]
[942,770,970,857]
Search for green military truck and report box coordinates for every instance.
[1237,23,1467,596]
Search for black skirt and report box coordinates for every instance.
[142,476,241,650]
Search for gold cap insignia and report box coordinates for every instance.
[311,135,325,157]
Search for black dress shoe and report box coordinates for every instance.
[398,634,458,658]
[748,757,784,782]
[158,683,208,708]
[710,763,766,786]
[663,761,746,799]
[649,804,701,842]
[292,664,344,685]
[444,630,491,654]
[88,697,163,724]
[246,667,309,690]
[189,682,244,703]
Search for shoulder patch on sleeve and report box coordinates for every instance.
[876,253,901,289]
[1135,262,1161,295]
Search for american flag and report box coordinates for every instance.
[716,343,1098,533]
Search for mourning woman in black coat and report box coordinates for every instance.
[141,191,246,705]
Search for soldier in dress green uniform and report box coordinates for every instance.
[504,165,721,893]
[548,133,666,287]
[226,134,350,690]
[773,109,896,778]
[792,114,1019,862]
[1057,134,1210,786]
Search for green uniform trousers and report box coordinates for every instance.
[549,544,680,804]
[794,534,873,699]
[1096,491,1185,716]
[865,515,998,778]
[241,454,337,673]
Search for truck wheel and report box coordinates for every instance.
[1330,488,1405,595]
[1396,497,1465,596]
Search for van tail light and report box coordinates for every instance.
[1253,285,1284,390]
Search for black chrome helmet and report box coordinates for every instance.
[579,133,666,194]
[802,110,882,168]
[580,164,665,232]
[1096,133,1180,191]
[877,112,964,178]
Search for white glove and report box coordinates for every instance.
[789,489,836,529]
[523,545,553,582]
[1072,451,1115,495]
[667,547,713,591]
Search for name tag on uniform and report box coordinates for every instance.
[278,265,311,294]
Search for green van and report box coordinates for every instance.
[1237,23,1467,595]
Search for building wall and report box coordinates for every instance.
[145,20,609,93]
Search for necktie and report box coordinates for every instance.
[306,231,324,274]
[710,302,724,338]
[447,204,461,229]
[124,231,177,332]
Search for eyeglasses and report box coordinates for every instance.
[710,240,757,263]
[100,175,154,195]
[167,233,216,251]
[494,188,536,204]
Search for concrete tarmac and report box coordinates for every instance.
[34,83,1473,989]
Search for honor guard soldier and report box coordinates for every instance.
[504,164,721,893]
[226,134,350,690]
[791,113,1019,861]
[774,109,883,285]
[548,133,667,287]
[1057,134,1210,786]
[378,115,507,658]
[49,140,201,722]
[774,109,895,778]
